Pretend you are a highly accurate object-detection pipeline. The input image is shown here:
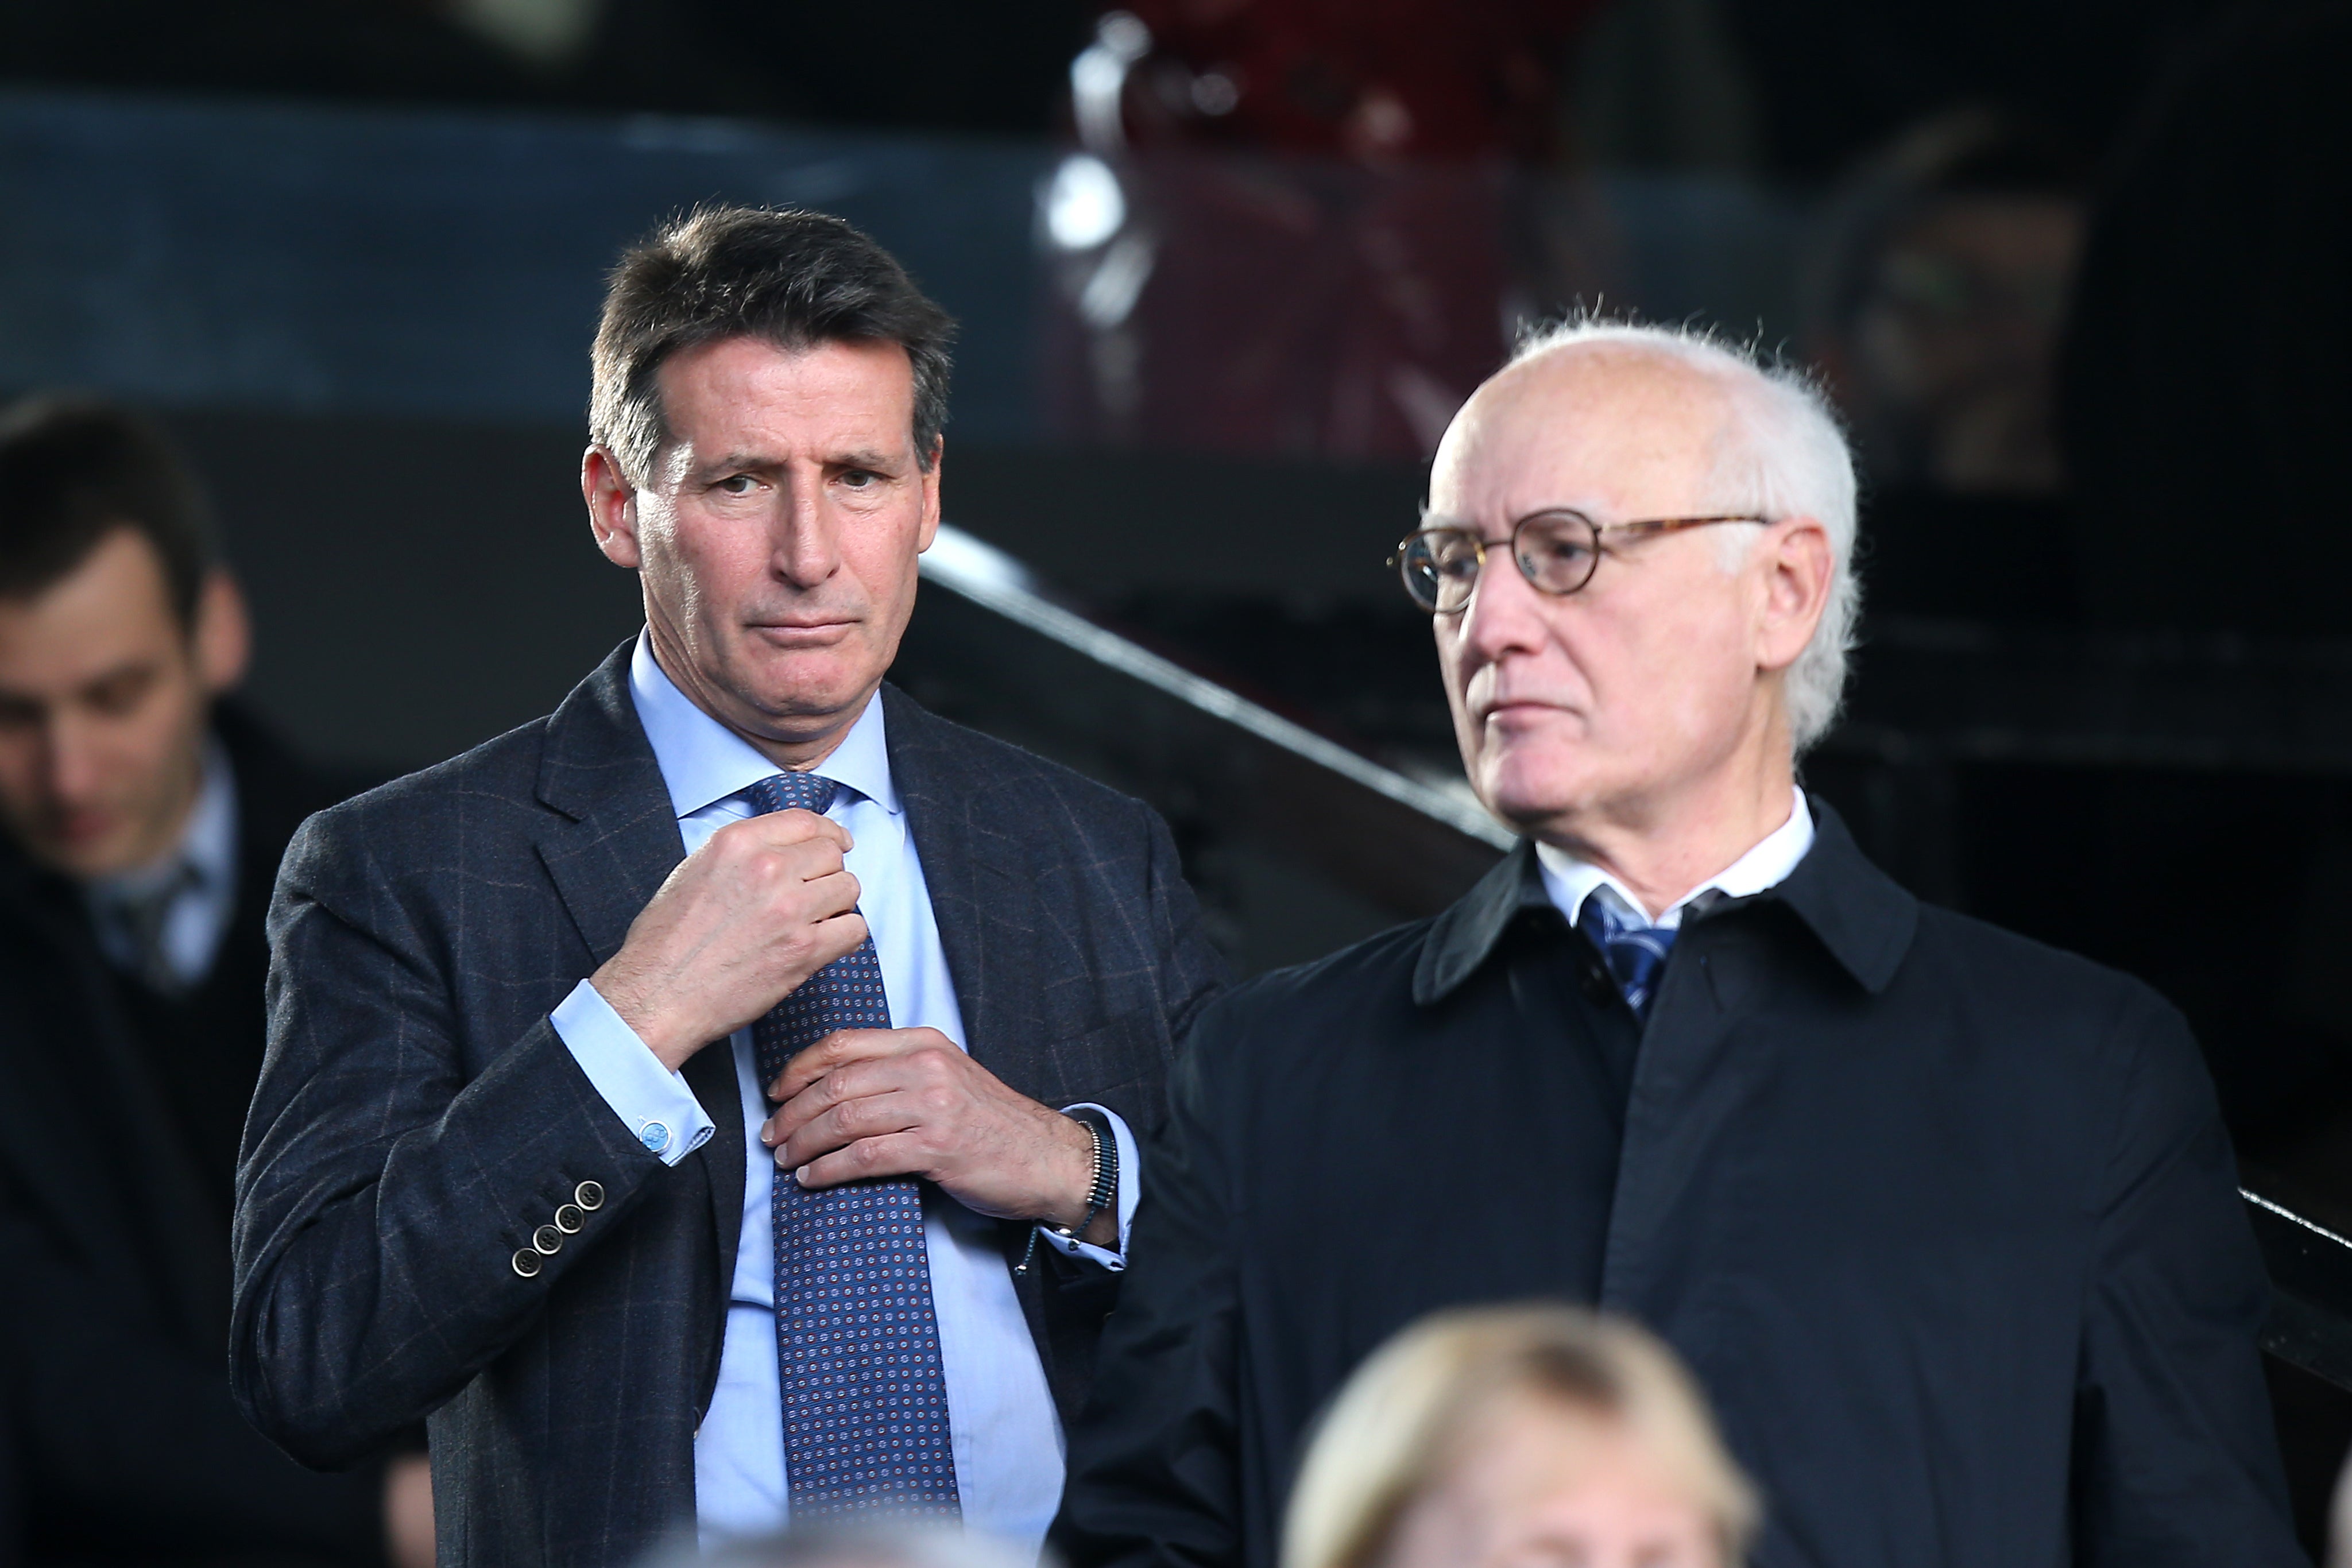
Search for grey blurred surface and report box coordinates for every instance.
[0,87,1050,436]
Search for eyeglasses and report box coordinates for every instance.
[1389,509,1769,615]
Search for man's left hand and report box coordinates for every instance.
[763,1028,1114,1248]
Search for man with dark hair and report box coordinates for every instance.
[0,397,428,1566]
[231,206,1224,1567]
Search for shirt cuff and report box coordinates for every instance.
[1038,1104,1141,1272]
[550,979,716,1167]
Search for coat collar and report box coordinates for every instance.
[879,683,1031,1074]
[1413,797,1917,1006]
[532,640,686,968]
[532,638,751,1272]
[535,638,670,826]
[1747,799,1918,993]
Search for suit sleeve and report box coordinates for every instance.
[2070,985,2303,1566]
[229,810,668,1470]
[1052,992,1247,1568]
[1142,806,1228,1110]
[0,1203,387,1564]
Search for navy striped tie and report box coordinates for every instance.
[747,772,960,1523]
[1577,896,1678,1021]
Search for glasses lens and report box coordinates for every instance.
[1515,512,1601,595]
[1401,530,1481,613]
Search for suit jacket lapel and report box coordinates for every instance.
[882,686,1063,1348]
[532,646,687,969]
[881,686,1045,1095]
[532,641,745,1269]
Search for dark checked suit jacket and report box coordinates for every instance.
[229,641,1227,1568]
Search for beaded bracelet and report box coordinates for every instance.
[1013,1110,1118,1275]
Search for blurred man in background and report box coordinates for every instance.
[1806,110,2084,504]
[1057,322,2298,1567]
[1800,109,2087,625]
[0,398,426,1567]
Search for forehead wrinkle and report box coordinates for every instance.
[674,437,905,479]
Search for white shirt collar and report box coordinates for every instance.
[1535,788,1816,931]
[627,630,899,820]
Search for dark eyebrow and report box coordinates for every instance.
[693,452,777,480]
[686,448,909,485]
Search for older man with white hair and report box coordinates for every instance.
[1054,322,2299,1568]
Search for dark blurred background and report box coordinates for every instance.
[5,0,2352,1540]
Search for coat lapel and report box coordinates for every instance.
[532,645,687,969]
[880,686,1045,1094]
[881,686,1062,1337]
[531,641,745,1267]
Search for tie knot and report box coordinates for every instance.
[100,860,202,996]
[1577,896,1677,1019]
[749,771,841,817]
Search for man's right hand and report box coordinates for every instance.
[590,807,866,1070]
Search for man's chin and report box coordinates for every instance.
[720,648,883,732]
[26,826,136,881]
[1470,754,1605,834]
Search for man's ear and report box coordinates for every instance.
[583,446,644,570]
[915,435,943,554]
[194,570,251,696]
[1754,515,1834,675]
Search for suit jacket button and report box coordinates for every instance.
[532,1225,564,1256]
[574,1180,605,1211]
[511,1249,544,1279]
[555,1203,585,1234]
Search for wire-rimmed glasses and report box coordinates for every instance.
[1389,509,1769,615]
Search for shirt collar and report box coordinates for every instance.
[626,630,900,820]
[1534,788,1816,930]
[1414,792,1915,1006]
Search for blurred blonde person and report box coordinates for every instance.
[1284,1306,1757,1568]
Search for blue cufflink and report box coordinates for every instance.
[639,1121,671,1154]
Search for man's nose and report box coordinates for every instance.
[40,717,101,806]
[1456,547,1551,664]
[770,484,842,587]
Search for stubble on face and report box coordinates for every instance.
[628,336,939,768]
[0,529,210,879]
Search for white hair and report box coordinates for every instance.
[1504,318,1861,752]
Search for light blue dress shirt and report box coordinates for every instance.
[84,737,238,988]
[550,633,1139,1556]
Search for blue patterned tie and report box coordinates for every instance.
[1577,896,1678,1021]
[746,772,960,1523]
